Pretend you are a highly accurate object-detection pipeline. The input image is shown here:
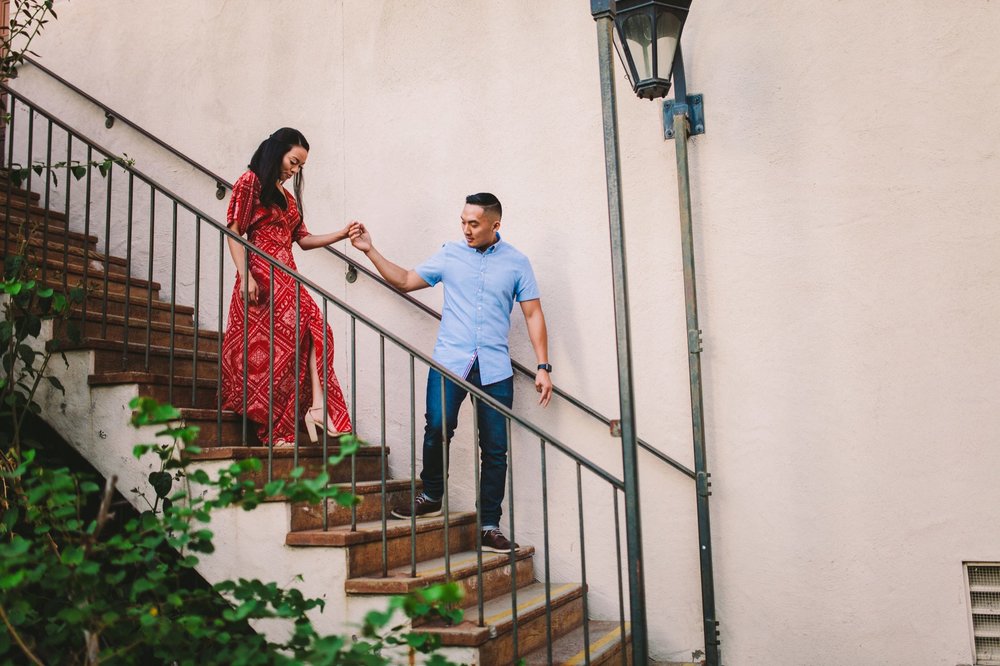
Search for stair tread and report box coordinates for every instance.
[416,581,584,646]
[346,546,535,594]
[521,620,631,666]
[187,445,367,461]
[286,511,478,546]
[79,292,195,315]
[0,233,127,266]
[88,371,218,387]
[61,315,221,339]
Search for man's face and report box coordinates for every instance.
[461,204,500,250]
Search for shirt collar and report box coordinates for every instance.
[475,232,502,254]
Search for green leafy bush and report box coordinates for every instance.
[0,247,463,663]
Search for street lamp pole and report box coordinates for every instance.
[666,49,720,666]
[590,2,649,664]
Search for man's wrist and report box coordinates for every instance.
[537,363,552,373]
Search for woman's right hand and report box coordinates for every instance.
[243,273,260,305]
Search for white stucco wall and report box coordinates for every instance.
[13,1,1000,664]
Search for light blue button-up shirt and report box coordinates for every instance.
[415,235,540,385]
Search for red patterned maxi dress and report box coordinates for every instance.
[220,171,352,444]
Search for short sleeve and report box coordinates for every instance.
[415,244,449,287]
[514,256,540,302]
[227,171,260,235]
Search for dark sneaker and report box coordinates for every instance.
[391,495,442,519]
[481,528,518,553]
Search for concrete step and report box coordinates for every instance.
[290,478,416,530]
[187,444,387,488]
[0,229,121,270]
[346,544,535,604]
[0,254,161,300]
[88,371,218,409]
[286,511,480,578]
[522,620,632,666]
[419,580,586,666]
[53,314,220,354]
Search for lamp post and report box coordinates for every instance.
[591,2,719,665]
[590,1,648,663]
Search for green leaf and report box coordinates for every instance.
[60,545,84,566]
[0,570,26,589]
[71,165,87,180]
[148,471,172,498]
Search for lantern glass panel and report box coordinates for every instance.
[655,11,682,80]
[622,13,654,82]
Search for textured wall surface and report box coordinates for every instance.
[15,1,1000,663]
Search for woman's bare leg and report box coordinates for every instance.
[307,337,323,412]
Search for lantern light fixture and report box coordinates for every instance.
[613,0,691,100]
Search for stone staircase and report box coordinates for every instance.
[1,180,632,665]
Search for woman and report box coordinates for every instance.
[220,128,351,446]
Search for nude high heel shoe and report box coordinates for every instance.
[303,407,350,443]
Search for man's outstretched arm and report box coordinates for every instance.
[520,299,552,407]
[348,222,430,293]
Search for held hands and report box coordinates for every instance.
[535,370,553,407]
[348,221,372,253]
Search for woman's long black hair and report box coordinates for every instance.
[248,127,309,214]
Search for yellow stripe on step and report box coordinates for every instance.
[417,555,480,577]
[565,623,630,666]
[484,583,578,625]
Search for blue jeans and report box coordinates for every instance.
[421,360,514,529]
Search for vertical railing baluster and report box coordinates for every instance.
[4,98,15,263]
[440,374,450,582]
[168,201,177,405]
[240,248,249,447]
[541,439,553,663]
[614,488,627,666]
[408,355,416,574]
[267,263,275,479]
[206,224,216,436]
[349,316,357,531]
[101,163,111,338]
[577,463,591,664]
[321,298,329,532]
[121,172,134,369]
[379,335,388,577]
[81,144,91,327]
[293,284,301,464]
[472,398,484,626]
[41,119,50,285]
[25,110,33,224]
[507,422,519,659]
[194,220,203,408]
[62,132,70,295]
[145,185,154,370]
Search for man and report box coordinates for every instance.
[348,193,552,552]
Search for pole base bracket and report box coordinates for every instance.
[663,94,705,140]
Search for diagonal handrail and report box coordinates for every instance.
[326,245,695,478]
[15,56,695,480]
[0,83,624,490]
[19,56,232,200]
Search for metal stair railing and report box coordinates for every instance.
[15,54,696,483]
[2,84,646,663]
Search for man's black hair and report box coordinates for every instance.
[466,192,502,219]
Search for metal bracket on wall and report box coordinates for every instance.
[663,94,705,140]
[688,328,703,354]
